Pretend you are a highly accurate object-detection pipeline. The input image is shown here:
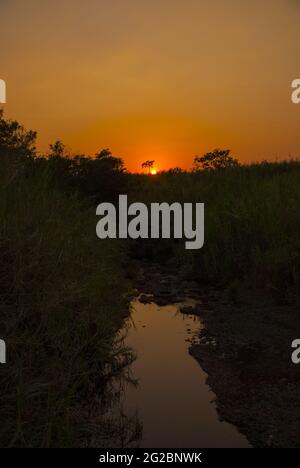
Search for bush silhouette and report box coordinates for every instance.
[194,148,240,171]
[0,109,36,160]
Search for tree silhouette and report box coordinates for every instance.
[0,109,37,159]
[194,149,240,171]
[49,140,67,158]
[141,160,155,174]
[96,148,112,160]
[95,148,125,172]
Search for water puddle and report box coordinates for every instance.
[122,299,249,448]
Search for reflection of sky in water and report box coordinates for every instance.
[123,300,249,448]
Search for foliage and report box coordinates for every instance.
[141,159,155,173]
[0,114,137,447]
[95,148,125,172]
[0,109,37,160]
[194,148,240,171]
[49,140,68,158]
[128,161,300,298]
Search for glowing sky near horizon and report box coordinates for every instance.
[1,0,300,171]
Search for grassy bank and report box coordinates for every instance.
[0,155,135,447]
[126,163,300,447]
[128,161,300,301]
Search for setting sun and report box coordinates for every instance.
[150,169,157,175]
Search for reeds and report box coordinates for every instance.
[0,155,135,447]
[128,161,300,297]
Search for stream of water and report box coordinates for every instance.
[122,298,249,448]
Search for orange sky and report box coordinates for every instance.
[1,0,300,172]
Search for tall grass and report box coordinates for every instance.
[128,161,300,298]
[0,155,134,447]
[1,150,299,445]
